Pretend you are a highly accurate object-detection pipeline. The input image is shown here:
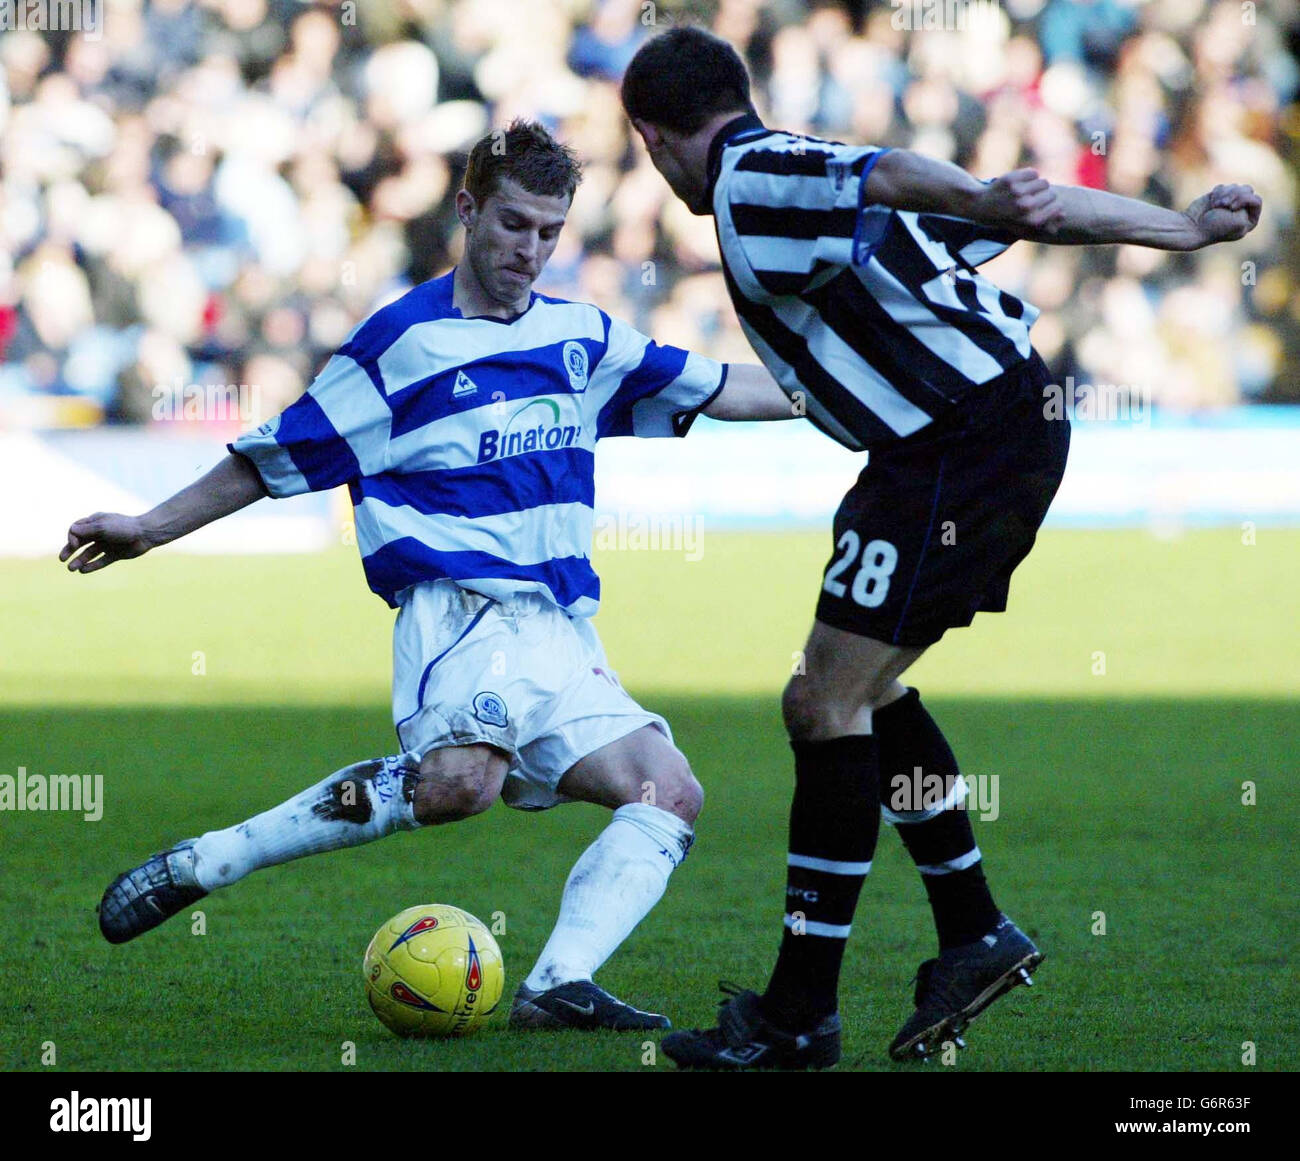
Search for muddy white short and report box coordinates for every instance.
[392,579,671,811]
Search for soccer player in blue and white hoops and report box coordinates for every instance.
[622,25,1262,1068]
[61,120,795,1032]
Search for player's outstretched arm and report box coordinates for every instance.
[865,149,1261,250]
[1011,183,1262,250]
[702,364,800,422]
[60,452,268,575]
[864,150,1066,233]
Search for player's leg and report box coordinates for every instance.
[397,580,702,1030]
[877,690,1001,951]
[189,742,508,888]
[661,624,921,1069]
[778,633,1034,1020]
[882,363,1068,1057]
[508,723,700,1029]
[784,630,1013,996]
[839,676,1041,1061]
[100,581,515,944]
[96,745,507,944]
[760,621,922,1026]
[664,635,1037,1067]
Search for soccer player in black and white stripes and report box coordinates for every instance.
[621,26,1262,1069]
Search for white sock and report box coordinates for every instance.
[523,803,693,992]
[191,756,421,891]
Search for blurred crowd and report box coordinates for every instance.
[1,0,1297,432]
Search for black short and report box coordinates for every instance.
[814,352,1070,648]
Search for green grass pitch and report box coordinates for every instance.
[1,528,1296,1071]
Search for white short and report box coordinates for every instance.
[391,580,671,811]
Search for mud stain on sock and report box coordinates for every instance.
[311,759,385,824]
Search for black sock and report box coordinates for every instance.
[874,688,1001,950]
[763,734,879,1028]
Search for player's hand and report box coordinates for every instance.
[1183,184,1262,246]
[978,168,1066,233]
[60,513,157,574]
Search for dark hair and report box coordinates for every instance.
[462,119,583,205]
[621,26,753,135]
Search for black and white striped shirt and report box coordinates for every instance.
[708,115,1039,451]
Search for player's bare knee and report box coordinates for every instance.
[783,676,831,739]
[411,775,495,824]
[412,745,504,824]
[446,779,497,820]
[649,751,702,823]
[783,676,866,741]
[616,740,700,823]
[782,677,809,736]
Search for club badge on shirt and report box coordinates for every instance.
[563,341,589,393]
[472,691,508,728]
